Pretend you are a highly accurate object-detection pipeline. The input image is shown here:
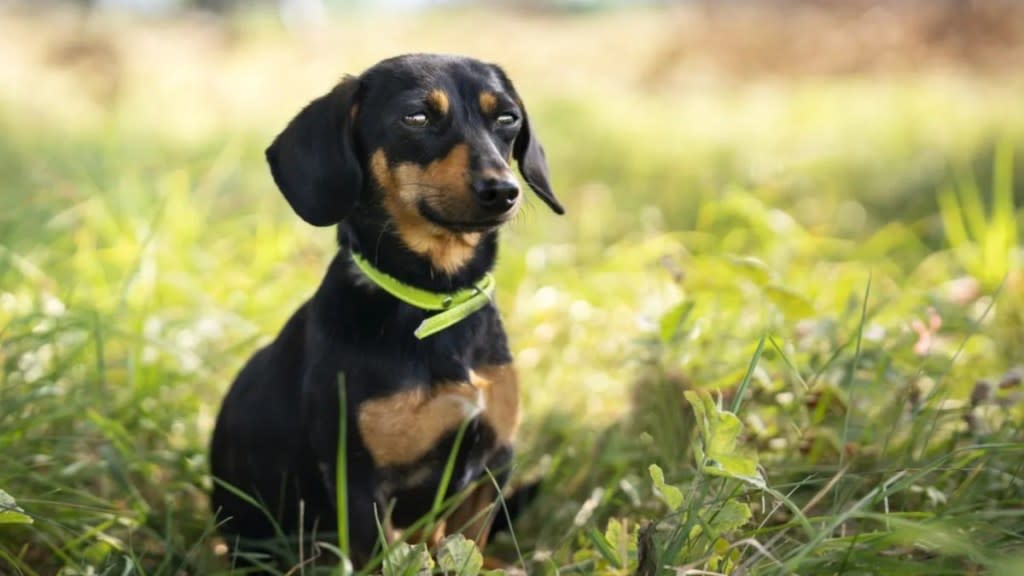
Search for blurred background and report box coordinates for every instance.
[2,1,1023,574]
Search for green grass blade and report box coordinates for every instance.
[768,335,809,391]
[938,185,971,252]
[336,372,351,567]
[839,273,871,470]
[732,334,766,414]
[484,467,528,572]
[585,526,622,569]
[991,140,1017,280]
[955,167,988,245]
[210,477,289,545]
[781,470,910,572]
[431,418,471,523]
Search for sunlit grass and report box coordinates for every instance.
[939,140,1020,291]
[2,7,1024,575]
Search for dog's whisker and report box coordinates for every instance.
[374,221,393,263]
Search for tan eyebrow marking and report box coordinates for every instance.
[426,89,449,115]
[478,91,497,115]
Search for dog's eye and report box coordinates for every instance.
[495,113,519,127]
[402,113,429,127]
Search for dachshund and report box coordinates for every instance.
[209,53,562,570]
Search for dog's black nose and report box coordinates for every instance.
[474,178,520,212]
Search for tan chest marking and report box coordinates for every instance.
[358,382,480,468]
[356,364,520,467]
[472,364,520,444]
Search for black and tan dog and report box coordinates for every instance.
[209,54,562,569]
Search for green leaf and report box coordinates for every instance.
[0,489,32,525]
[727,255,772,286]
[604,518,638,572]
[685,391,766,489]
[659,301,694,343]
[437,534,483,576]
[702,445,765,488]
[704,500,752,536]
[382,541,434,576]
[763,285,814,319]
[648,464,683,511]
[382,541,431,576]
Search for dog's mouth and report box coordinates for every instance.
[417,201,510,233]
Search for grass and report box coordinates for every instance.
[2,5,1024,575]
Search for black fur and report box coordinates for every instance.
[209,54,560,570]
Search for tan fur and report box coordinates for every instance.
[356,363,518,467]
[370,147,482,274]
[405,521,447,548]
[447,481,499,549]
[357,382,482,467]
[427,89,450,115]
[478,91,498,115]
[482,556,511,570]
[473,364,520,444]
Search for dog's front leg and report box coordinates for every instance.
[446,444,513,550]
[306,374,482,564]
[303,369,386,568]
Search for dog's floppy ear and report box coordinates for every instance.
[514,108,564,215]
[491,65,564,215]
[266,76,363,226]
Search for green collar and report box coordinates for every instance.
[350,252,495,339]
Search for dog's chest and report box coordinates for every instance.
[355,361,520,471]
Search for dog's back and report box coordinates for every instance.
[210,305,333,542]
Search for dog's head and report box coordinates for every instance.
[266,54,562,272]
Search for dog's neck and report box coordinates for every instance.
[337,207,499,294]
